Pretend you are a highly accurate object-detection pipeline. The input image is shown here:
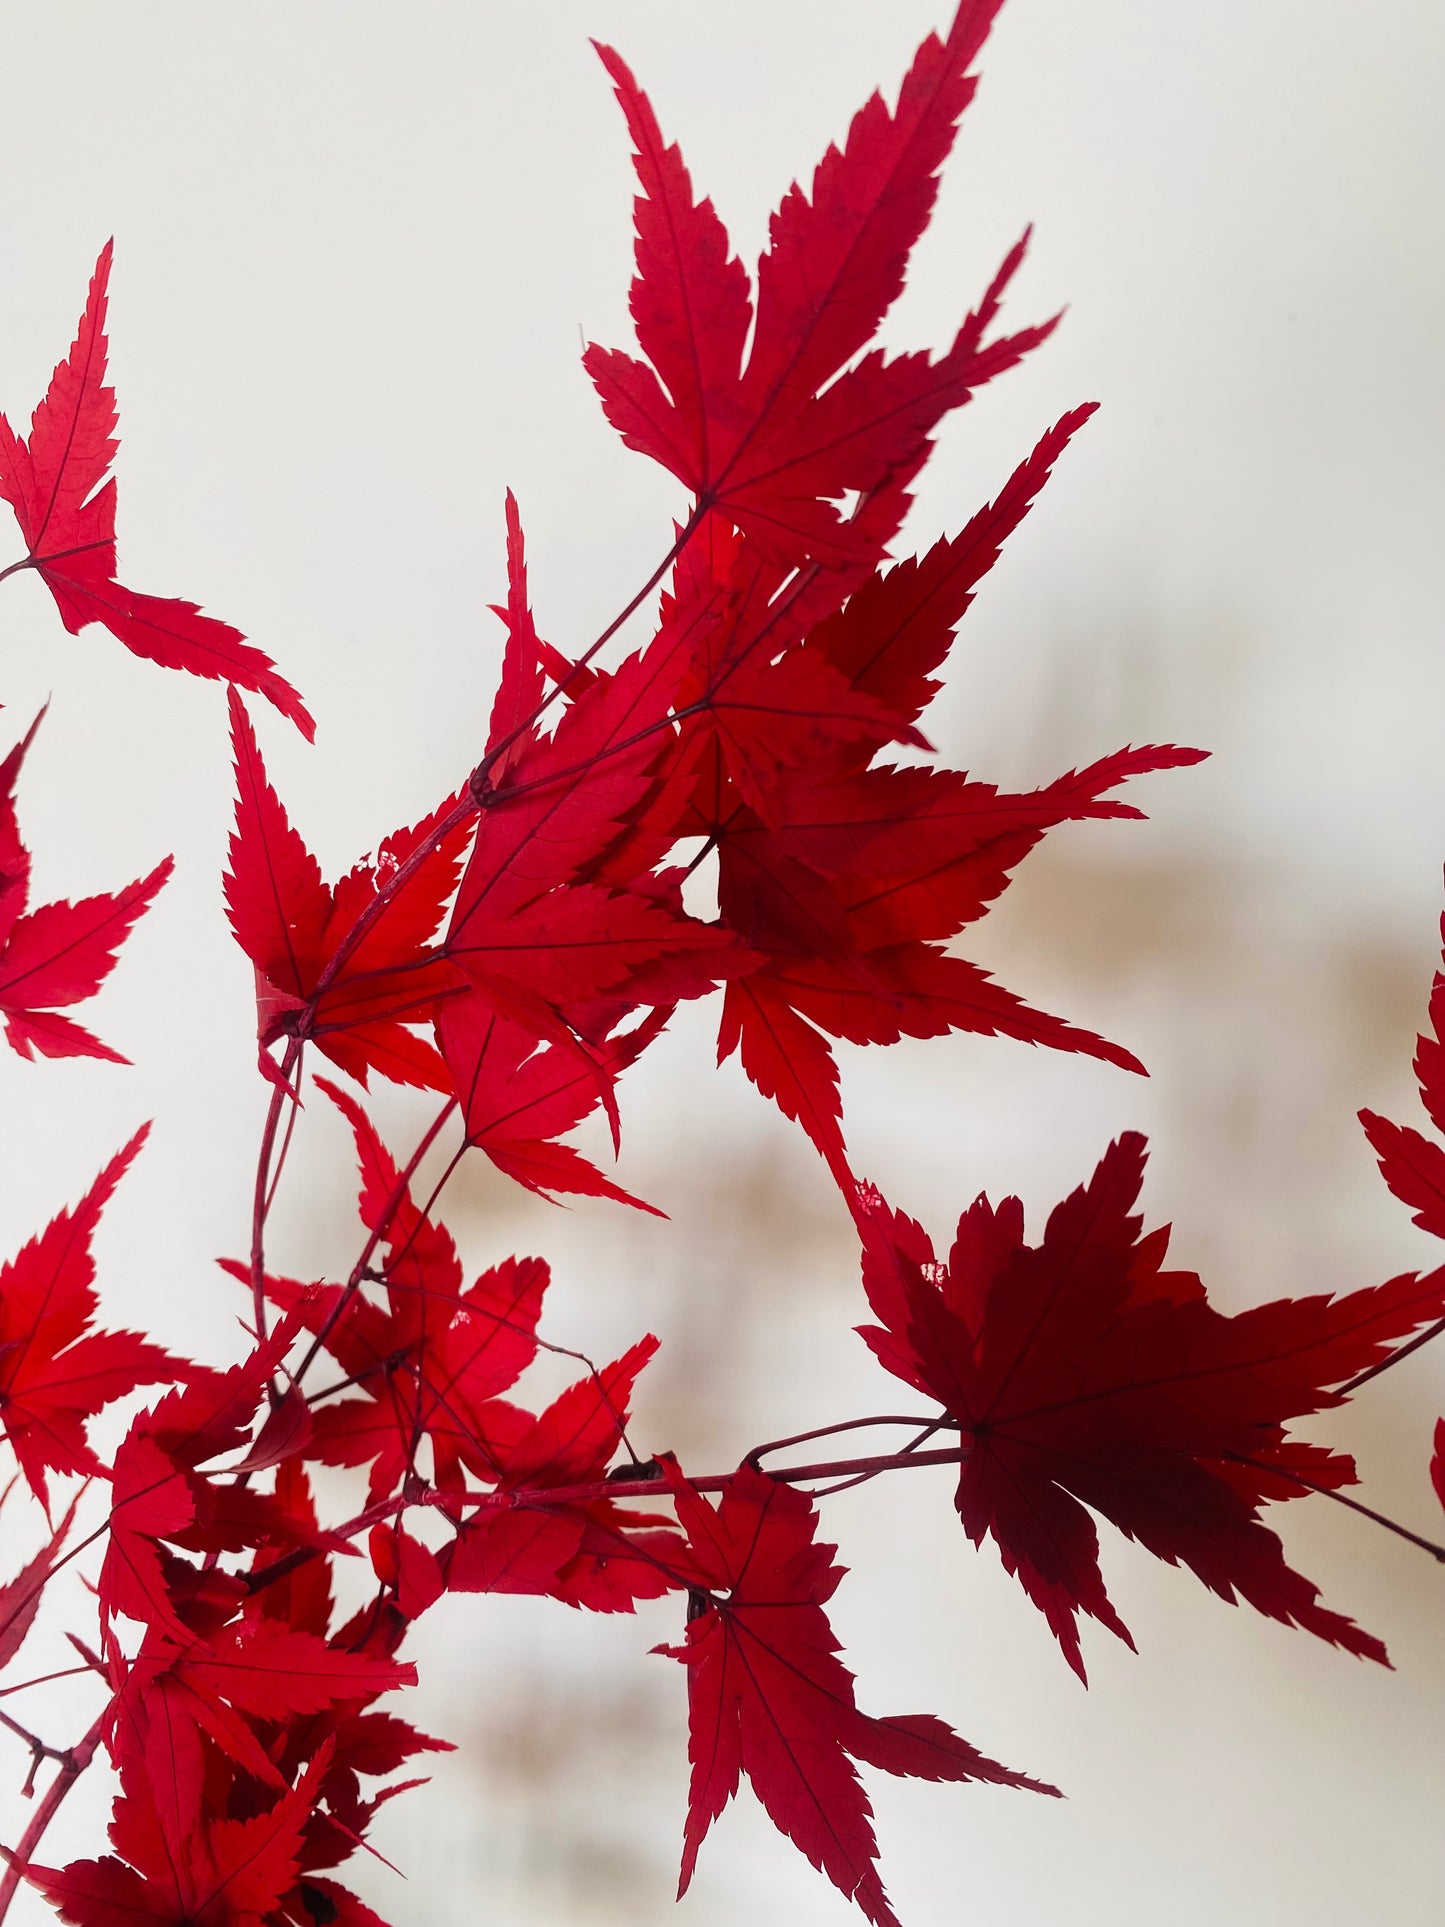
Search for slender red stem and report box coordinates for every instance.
[809,1421,950,1497]
[0,1668,93,1705]
[243,1444,974,1596]
[248,1046,301,1338]
[502,1445,972,1508]
[746,1414,953,1468]
[264,1067,305,1216]
[1223,1452,1445,1563]
[1337,1316,1445,1395]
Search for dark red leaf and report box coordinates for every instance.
[856,1134,1445,1679]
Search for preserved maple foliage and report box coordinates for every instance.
[0,4,1439,1924]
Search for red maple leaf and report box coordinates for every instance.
[224,690,470,1090]
[436,993,668,1211]
[680,471,1201,1172]
[0,1130,180,1510]
[656,1461,1056,1926]
[445,650,747,1053]
[115,1614,416,1807]
[586,2,1051,568]
[0,243,311,736]
[0,712,171,1062]
[98,1317,313,1637]
[856,1132,1445,1679]
[708,726,1197,1184]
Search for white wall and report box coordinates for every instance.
[0,4,1441,1922]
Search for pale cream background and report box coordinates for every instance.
[0,3,1442,1922]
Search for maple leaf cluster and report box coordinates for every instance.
[1,5,1441,1925]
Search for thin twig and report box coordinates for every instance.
[1337,1316,1445,1396]
[0,1707,109,1920]
[1223,1452,1445,1563]
[745,1414,954,1469]
[0,1668,92,1705]
[243,1444,974,1598]
[249,1042,302,1339]
[808,1421,949,1497]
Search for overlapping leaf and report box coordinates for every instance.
[0,1492,80,1675]
[447,1336,687,1611]
[437,993,668,1210]
[99,1317,312,1638]
[27,1743,330,1926]
[445,637,746,1041]
[114,1615,415,1805]
[224,690,470,1090]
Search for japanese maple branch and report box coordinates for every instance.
[810,1421,951,1497]
[246,516,708,1310]
[0,1709,75,1800]
[243,1444,974,1596]
[0,1668,93,1705]
[0,1708,108,1922]
[514,1445,972,1507]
